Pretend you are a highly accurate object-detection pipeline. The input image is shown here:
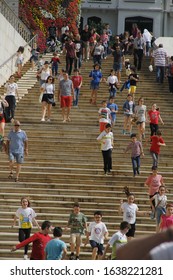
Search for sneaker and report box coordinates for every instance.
[62,119,66,123]
[41,118,45,122]
[24,254,28,260]
[47,119,51,122]
[69,253,75,260]
[76,256,80,260]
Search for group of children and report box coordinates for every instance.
[11,196,173,260]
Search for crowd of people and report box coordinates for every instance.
[1,21,173,260]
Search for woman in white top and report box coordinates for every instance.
[15,46,24,77]
[39,61,52,85]
[4,75,19,122]
[40,75,55,122]
[135,97,147,141]
[106,69,119,98]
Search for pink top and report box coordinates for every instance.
[160,215,173,231]
[145,174,163,195]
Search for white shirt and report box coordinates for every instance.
[107,75,118,87]
[4,82,18,96]
[88,221,108,244]
[135,105,146,122]
[41,83,55,94]
[150,242,173,260]
[121,202,138,224]
[153,193,167,208]
[98,107,111,123]
[97,131,113,151]
[16,207,36,228]
[41,68,51,81]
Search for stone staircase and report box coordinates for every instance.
[0,52,173,260]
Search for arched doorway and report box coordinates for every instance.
[87,16,102,32]
[125,16,153,35]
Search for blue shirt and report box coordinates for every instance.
[107,102,118,119]
[89,70,102,85]
[7,130,27,154]
[45,239,66,260]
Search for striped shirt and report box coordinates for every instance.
[152,47,168,66]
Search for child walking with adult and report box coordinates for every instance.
[40,76,55,122]
[148,104,164,136]
[124,133,144,177]
[97,123,113,175]
[98,100,111,132]
[150,185,167,232]
[71,68,83,107]
[89,63,102,105]
[65,202,87,260]
[123,94,135,135]
[159,203,173,232]
[134,97,147,141]
[149,130,166,168]
[12,196,40,260]
[84,211,108,260]
[119,187,150,240]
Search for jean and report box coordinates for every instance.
[73,88,80,106]
[74,54,82,69]
[156,66,165,83]
[52,64,58,76]
[5,95,16,121]
[131,155,140,176]
[109,88,116,98]
[168,76,173,93]
[134,49,143,70]
[155,206,166,225]
[150,151,158,168]
[102,149,112,173]
[66,56,74,76]
[93,55,102,65]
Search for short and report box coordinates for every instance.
[70,233,82,246]
[0,114,5,123]
[136,121,144,125]
[9,152,24,164]
[90,240,104,255]
[113,62,122,72]
[61,95,72,108]
[90,82,100,90]
[126,223,136,237]
[128,86,136,94]
[42,93,54,103]
[99,122,107,132]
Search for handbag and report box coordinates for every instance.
[47,96,56,106]
[39,93,43,103]
[150,195,164,220]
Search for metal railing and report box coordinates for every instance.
[0,35,38,87]
[0,0,31,42]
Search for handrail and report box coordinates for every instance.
[0,35,38,87]
[0,0,31,42]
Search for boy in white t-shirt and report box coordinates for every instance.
[98,100,111,132]
[102,221,130,260]
[97,123,114,175]
[84,211,108,260]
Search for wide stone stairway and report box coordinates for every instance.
[0,52,173,259]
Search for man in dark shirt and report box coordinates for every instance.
[48,22,57,41]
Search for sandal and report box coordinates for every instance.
[15,178,19,182]
[8,172,13,179]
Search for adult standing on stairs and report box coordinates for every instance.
[133,31,146,71]
[151,43,168,84]
[6,120,28,182]
[4,75,19,123]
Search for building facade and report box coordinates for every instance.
[81,0,173,37]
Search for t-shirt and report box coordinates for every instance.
[59,79,73,96]
[89,70,102,85]
[71,75,82,89]
[97,131,113,151]
[41,83,55,94]
[148,110,160,124]
[145,174,163,195]
[4,82,18,96]
[129,73,139,86]
[107,103,118,119]
[135,105,146,122]
[7,129,28,154]
[108,231,127,259]
[16,207,36,228]
[150,136,165,154]
[150,242,173,260]
[16,232,51,260]
[121,202,138,224]
[98,107,111,123]
[50,57,60,65]
[88,222,108,244]
[153,193,167,208]
[125,141,142,157]
[45,238,66,260]
[160,215,173,231]
[65,42,76,58]
[107,75,118,89]
[68,212,87,234]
